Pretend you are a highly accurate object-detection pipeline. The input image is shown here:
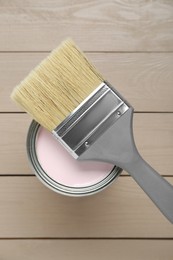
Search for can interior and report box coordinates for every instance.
[27,120,122,196]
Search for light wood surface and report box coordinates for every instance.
[0,0,173,259]
[0,177,173,237]
[0,240,172,260]
[0,0,173,51]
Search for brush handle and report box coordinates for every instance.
[118,108,173,223]
[79,107,173,223]
[126,152,173,223]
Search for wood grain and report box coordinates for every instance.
[0,114,31,174]
[1,113,173,176]
[0,0,173,51]
[1,52,173,112]
[0,239,172,260]
[0,176,173,238]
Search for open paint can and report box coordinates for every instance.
[27,120,122,196]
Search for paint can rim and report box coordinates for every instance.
[26,120,122,197]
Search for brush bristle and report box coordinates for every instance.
[11,39,104,131]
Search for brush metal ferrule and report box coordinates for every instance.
[52,82,130,159]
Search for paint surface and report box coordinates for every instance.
[36,127,113,187]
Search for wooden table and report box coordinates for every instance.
[0,1,173,259]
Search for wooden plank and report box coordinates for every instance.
[0,114,31,174]
[0,239,172,260]
[0,113,173,176]
[1,52,173,112]
[0,176,173,237]
[0,1,173,51]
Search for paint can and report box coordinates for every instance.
[27,120,122,196]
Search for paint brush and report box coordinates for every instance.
[11,39,173,223]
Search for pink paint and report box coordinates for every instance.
[36,127,114,187]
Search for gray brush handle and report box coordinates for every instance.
[79,108,173,223]
[126,152,173,223]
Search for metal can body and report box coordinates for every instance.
[27,120,122,196]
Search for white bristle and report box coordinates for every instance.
[11,39,104,131]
